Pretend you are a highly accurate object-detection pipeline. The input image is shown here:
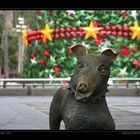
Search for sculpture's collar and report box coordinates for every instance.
[69,85,107,104]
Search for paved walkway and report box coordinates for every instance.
[0,96,140,130]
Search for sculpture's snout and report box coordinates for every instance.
[77,82,88,94]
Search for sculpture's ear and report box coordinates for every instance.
[101,48,118,63]
[71,44,88,58]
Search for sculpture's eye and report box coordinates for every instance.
[77,62,85,68]
[97,64,108,75]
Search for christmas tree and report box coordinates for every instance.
[22,10,140,79]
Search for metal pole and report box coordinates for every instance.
[21,33,24,74]
[18,34,22,75]
[16,16,26,77]
[17,32,24,76]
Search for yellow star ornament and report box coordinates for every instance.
[129,21,140,39]
[82,21,101,40]
[22,30,28,46]
[41,24,54,42]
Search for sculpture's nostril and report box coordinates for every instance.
[78,83,88,93]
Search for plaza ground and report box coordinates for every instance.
[0,96,140,130]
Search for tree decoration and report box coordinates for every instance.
[23,20,134,46]
[95,34,106,47]
[40,24,54,43]
[81,41,90,48]
[131,10,137,19]
[119,10,128,17]
[31,53,36,59]
[118,68,128,77]
[31,58,37,64]
[132,49,139,53]
[43,49,50,57]
[22,30,28,46]
[132,59,139,69]
[120,47,130,56]
[66,10,75,16]
[129,21,140,39]
[67,46,73,55]
[40,59,46,69]
[82,21,101,40]
[54,66,61,75]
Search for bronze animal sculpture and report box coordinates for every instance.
[49,44,118,130]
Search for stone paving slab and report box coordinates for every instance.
[0,96,140,130]
[0,97,51,130]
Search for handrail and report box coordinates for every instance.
[109,78,140,81]
[0,77,140,82]
[0,78,71,82]
[0,78,140,88]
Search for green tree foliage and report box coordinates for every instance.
[23,10,140,78]
[8,32,18,70]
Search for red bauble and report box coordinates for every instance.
[118,31,122,36]
[95,22,101,27]
[54,66,61,75]
[118,26,123,31]
[60,33,65,38]
[66,32,71,38]
[79,26,83,31]
[31,53,35,59]
[78,31,83,37]
[52,34,54,39]
[98,31,104,37]
[123,32,128,37]
[66,27,71,32]
[31,31,34,35]
[40,35,43,38]
[27,37,31,42]
[55,29,60,33]
[60,28,65,33]
[100,27,104,31]
[32,36,37,41]
[106,31,111,36]
[40,59,46,64]
[30,31,34,36]
[105,26,110,31]
[55,34,60,39]
[37,30,41,34]
[123,26,129,31]
[44,49,50,57]
[112,31,117,36]
[29,36,33,41]
[72,33,77,38]
[33,31,37,35]
[41,39,46,45]
[129,32,132,36]
[72,27,77,32]
[36,35,40,39]
[93,21,98,27]
[27,32,32,37]
[112,26,117,31]
[95,34,106,47]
